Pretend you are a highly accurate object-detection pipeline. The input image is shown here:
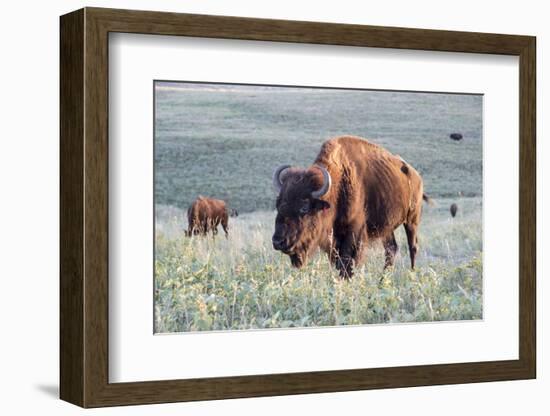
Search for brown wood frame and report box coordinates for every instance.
[60,7,536,408]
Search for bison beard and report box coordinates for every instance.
[290,254,304,268]
[272,135,428,279]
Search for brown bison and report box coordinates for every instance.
[272,135,431,279]
[186,196,229,237]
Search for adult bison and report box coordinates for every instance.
[186,196,229,237]
[271,135,431,279]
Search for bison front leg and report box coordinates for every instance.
[334,230,365,280]
[383,232,398,269]
[335,255,354,280]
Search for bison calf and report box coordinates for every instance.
[272,135,430,279]
[186,196,230,237]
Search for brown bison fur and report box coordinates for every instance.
[186,196,229,237]
[272,135,430,279]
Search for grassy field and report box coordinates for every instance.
[154,82,483,333]
[155,83,482,213]
[154,198,482,333]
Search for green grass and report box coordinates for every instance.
[154,83,483,333]
[154,197,482,333]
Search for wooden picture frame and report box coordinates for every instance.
[60,7,536,408]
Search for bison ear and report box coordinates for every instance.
[312,199,330,211]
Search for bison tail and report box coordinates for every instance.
[422,193,435,206]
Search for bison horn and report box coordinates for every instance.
[311,165,331,199]
[273,164,291,192]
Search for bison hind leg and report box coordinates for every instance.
[383,232,398,269]
[221,216,229,238]
[403,223,419,269]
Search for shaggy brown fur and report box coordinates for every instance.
[272,135,430,279]
[186,196,229,237]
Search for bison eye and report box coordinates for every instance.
[299,200,311,215]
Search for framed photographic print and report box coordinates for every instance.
[60,7,536,408]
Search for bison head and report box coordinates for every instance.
[271,164,332,268]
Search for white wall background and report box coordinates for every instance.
[0,0,545,414]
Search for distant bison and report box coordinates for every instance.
[186,196,229,237]
[449,133,463,141]
[450,203,458,218]
[272,135,432,279]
